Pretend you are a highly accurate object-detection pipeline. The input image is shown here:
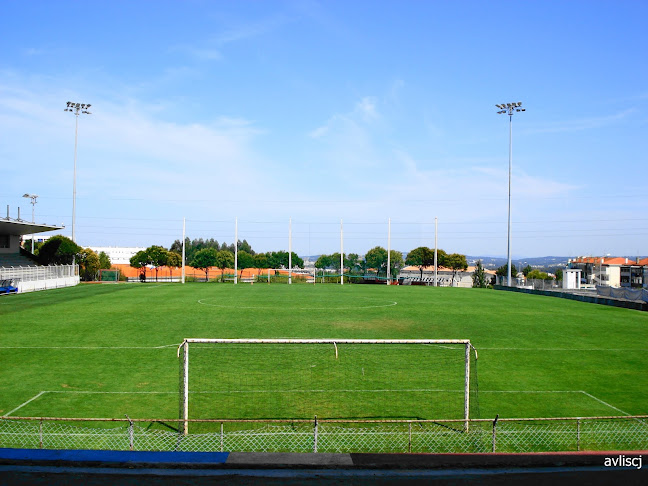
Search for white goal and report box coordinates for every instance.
[177,339,478,435]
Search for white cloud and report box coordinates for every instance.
[308,95,380,140]
[355,96,379,122]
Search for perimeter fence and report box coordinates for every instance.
[1,415,647,453]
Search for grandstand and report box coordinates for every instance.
[0,212,77,293]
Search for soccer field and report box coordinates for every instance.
[1,283,647,422]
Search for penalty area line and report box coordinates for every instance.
[580,391,632,416]
[4,391,47,417]
[0,344,181,350]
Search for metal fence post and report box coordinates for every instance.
[408,422,412,453]
[576,419,581,452]
[492,415,499,453]
[220,422,224,452]
[313,416,318,453]
[126,415,134,451]
[39,419,43,449]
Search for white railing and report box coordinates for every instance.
[0,265,79,293]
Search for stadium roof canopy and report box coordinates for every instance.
[0,217,64,236]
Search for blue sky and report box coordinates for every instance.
[1,0,647,258]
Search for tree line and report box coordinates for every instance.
[315,246,469,282]
[131,238,305,282]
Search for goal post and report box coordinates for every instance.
[178,339,478,435]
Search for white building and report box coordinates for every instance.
[88,247,146,265]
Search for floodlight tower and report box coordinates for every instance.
[496,102,525,287]
[22,193,38,253]
[64,101,92,243]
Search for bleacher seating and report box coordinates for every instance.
[0,253,39,268]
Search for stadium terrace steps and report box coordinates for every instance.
[0,253,39,268]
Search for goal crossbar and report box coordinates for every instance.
[178,338,472,352]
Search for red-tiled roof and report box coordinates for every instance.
[605,257,636,265]
[571,256,644,266]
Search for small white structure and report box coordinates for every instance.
[562,268,582,290]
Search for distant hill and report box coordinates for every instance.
[466,256,571,270]
[304,254,572,270]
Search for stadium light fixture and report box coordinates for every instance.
[22,193,38,253]
[496,101,525,286]
[64,101,92,243]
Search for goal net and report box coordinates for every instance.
[99,269,119,282]
[263,269,315,284]
[178,339,478,434]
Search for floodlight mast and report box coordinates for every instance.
[22,193,39,253]
[496,102,525,286]
[64,101,92,244]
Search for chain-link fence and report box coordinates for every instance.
[1,416,647,453]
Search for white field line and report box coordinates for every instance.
[0,344,180,349]
[480,347,648,351]
[4,390,634,419]
[3,390,178,416]
[197,298,398,310]
[5,391,47,416]
[580,391,632,416]
[13,389,602,395]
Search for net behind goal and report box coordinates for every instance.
[178,339,478,434]
[99,269,119,282]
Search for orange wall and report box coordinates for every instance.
[113,264,292,279]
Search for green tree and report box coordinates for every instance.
[522,264,533,277]
[146,245,169,282]
[329,252,342,271]
[365,246,388,275]
[38,235,81,265]
[472,260,488,288]
[388,250,404,280]
[315,254,332,269]
[555,268,563,281]
[405,246,435,279]
[254,253,269,269]
[290,252,304,269]
[237,239,255,255]
[496,263,518,278]
[22,239,43,255]
[446,253,468,286]
[214,249,235,282]
[191,248,218,281]
[527,269,550,280]
[98,251,111,270]
[79,248,100,281]
[345,253,362,273]
[267,250,303,269]
[130,250,152,281]
[166,251,182,279]
[237,250,255,278]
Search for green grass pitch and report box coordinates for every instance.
[1,283,646,422]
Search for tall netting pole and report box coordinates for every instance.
[179,341,189,436]
[182,217,186,284]
[387,218,391,285]
[340,219,344,285]
[464,342,471,432]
